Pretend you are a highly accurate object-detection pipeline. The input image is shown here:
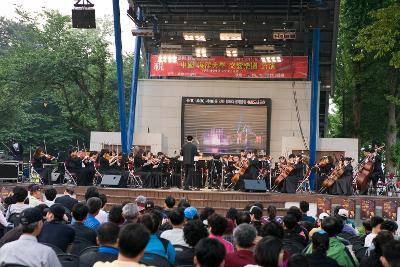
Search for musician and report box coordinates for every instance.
[316,156,334,192]
[79,151,96,186]
[329,157,353,196]
[10,139,23,161]
[181,135,198,190]
[282,154,304,193]
[370,144,384,190]
[32,147,54,183]
[133,149,152,187]
[244,150,259,180]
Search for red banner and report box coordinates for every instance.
[150,55,308,79]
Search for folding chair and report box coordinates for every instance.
[128,171,143,188]
[63,162,78,185]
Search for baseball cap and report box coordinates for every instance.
[20,207,43,225]
[49,204,66,220]
[184,207,198,220]
[338,209,349,218]
[318,212,329,220]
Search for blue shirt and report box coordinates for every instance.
[145,234,176,265]
[84,214,101,230]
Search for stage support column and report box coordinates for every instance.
[309,28,320,191]
[112,0,128,156]
[146,52,151,79]
[127,10,143,153]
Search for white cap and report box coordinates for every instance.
[338,209,349,218]
[318,212,329,220]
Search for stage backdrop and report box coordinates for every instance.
[182,97,271,154]
[150,55,308,79]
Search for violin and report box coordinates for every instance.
[40,152,56,161]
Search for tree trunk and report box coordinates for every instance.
[386,70,398,173]
[351,63,362,138]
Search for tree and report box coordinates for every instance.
[356,2,400,172]
[0,9,144,155]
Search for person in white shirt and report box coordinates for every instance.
[28,184,44,207]
[365,216,384,247]
[96,193,108,224]
[5,186,29,220]
[0,207,62,267]
[160,208,189,247]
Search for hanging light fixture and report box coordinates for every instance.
[194,47,208,58]
[183,32,206,41]
[220,33,242,41]
[260,54,282,63]
[226,48,238,57]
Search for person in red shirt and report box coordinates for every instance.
[224,223,257,267]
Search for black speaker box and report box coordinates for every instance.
[304,7,330,28]
[72,9,96,29]
[244,179,267,192]
[0,162,19,179]
[100,174,125,187]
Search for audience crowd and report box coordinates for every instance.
[0,185,399,267]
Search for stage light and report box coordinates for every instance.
[220,33,242,41]
[194,47,207,58]
[260,54,282,63]
[226,48,238,57]
[183,32,206,41]
[157,54,178,63]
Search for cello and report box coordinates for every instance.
[231,159,249,184]
[321,158,345,189]
[274,163,295,186]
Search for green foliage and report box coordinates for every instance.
[0,9,144,155]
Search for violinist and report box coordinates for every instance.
[78,151,96,186]
[282,154,305,193]
[315,156,334,192]
[99,149,112,173]
[329,157,353,196]
[133,149,152,187]
[32,147,55,183]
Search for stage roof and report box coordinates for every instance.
[127,0,339,91]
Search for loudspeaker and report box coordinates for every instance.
[100,174,126,188]
[0,161,19,180]
[304,7,330,28]
[72,9,96,29]
[244,179,267,192]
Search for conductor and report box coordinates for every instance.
[181,135,198,190]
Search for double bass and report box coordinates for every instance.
[355,145,385,191]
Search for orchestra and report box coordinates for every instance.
[17,141,386,196]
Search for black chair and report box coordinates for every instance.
[140,252,172,267]
[40,242,64,254]
[79,245,99,256]
[57,253,79,267]
[70,237,96,255]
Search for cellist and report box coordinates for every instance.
[281,154,305,193]
[329,157,353,195]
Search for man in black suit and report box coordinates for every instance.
[54,186,78,211]
[181,136,198,190]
